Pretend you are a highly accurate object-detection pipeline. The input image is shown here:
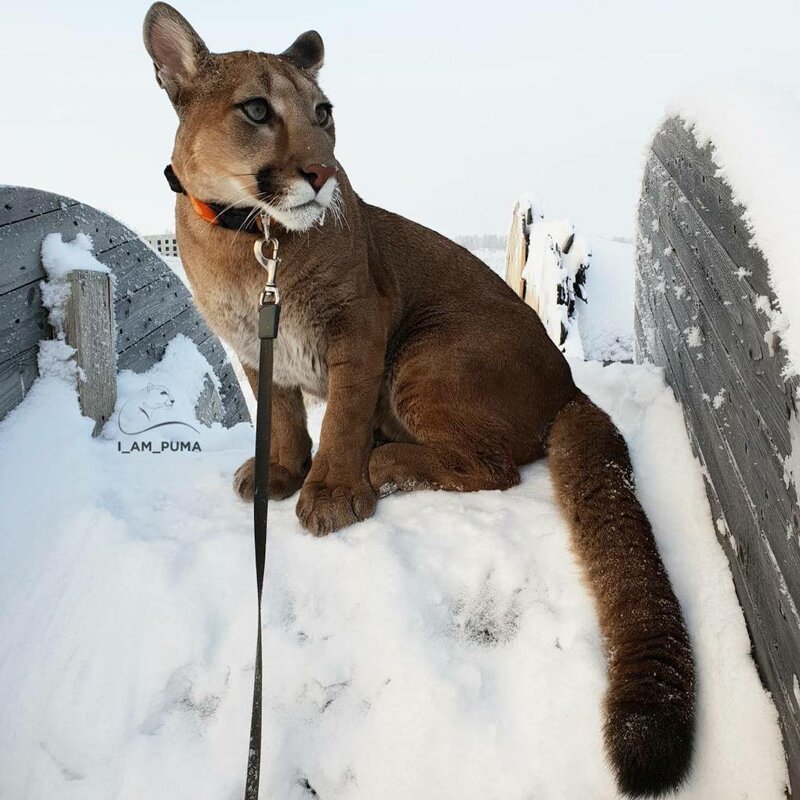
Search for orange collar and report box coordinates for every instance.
[188,194,221,225]
[164,164,264,234]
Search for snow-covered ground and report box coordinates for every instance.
[576,236,635,362]
[0,328,787,798]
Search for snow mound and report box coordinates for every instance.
[576,236,634,362]
[0,335,786,798]
[668,86,800,382]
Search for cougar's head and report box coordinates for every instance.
[143,3,338,232]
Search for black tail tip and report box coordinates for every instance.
[606,704,695,798]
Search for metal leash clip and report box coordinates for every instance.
[254,211,281,308]
[254,211,281,340]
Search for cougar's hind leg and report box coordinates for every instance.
[368,407,520,496]
[369,441,520,496]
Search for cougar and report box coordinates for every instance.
[143,4,695,796]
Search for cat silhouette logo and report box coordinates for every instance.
[118,383,199,435]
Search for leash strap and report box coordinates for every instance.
[162,164,276,797]
[244,223,281,800]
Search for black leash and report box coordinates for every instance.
[163,166,278,797]
[244,216,281,800]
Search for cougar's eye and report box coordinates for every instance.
[315,103,332,126]
[241,98,271,124]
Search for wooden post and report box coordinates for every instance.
[63,270,117,436]
[505,200,530,300]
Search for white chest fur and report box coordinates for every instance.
[221,301,328,398]
[272,312,328,397]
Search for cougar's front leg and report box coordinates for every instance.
[234,364,312,501]
[296,330,384,536]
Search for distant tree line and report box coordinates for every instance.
[454,233,508,251]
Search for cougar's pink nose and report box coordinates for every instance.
[300,163,337,191]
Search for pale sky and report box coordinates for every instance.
[3,0,800,240]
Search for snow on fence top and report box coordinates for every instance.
[41,232,110,280]
[509,196,590,358]
[504,196,634,362]
[667,86,800,385]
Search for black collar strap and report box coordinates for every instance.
[163,164,262,234]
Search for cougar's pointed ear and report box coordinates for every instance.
[143,3,209,101]
[282,31,325,75]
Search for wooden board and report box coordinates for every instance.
[636,117,800,792]
[0,185,249,428]
[505,199,530,299]
[64,270,117,436]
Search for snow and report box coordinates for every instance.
[575,236,634,362]
[41,232,110,280]
[518,201,589,360]
[504,196,634,362]
[668,86,800,382]
[40,232,112,337]
[784,411,800,493]
[684,326,702,349]
[0,334,787,798]
[36,338,79,384]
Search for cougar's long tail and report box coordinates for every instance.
[547,391,695,798]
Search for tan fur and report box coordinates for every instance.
[144,5,695,795]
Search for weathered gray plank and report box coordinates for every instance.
[688,425,800,787]
[116,304,211,373]
[0,279,46,367]
[101,236,181,301]
[0,346,38,422]
[64,271,117,436]
[115,273,192,351]
[638,181,797,461]
[638,185,800,593]
[219,375,249,427]
[636,122,800,792]
[196,338,250,427]
[195,374,224,427]
[0,185,249,427]
[116,304,248,428]
[0,187,78,228]
[0,197,138,296]
[638,278,800,600]
[652,117,773,299]
[639,298,800,788]
[642,154,790,403]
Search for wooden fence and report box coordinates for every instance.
[0,185,249,427]
[636,116,800,791]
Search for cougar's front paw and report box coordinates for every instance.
[269,463,307,499]
[296,480,377,536]
[233,458,256,501]
[233,458,306,501]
